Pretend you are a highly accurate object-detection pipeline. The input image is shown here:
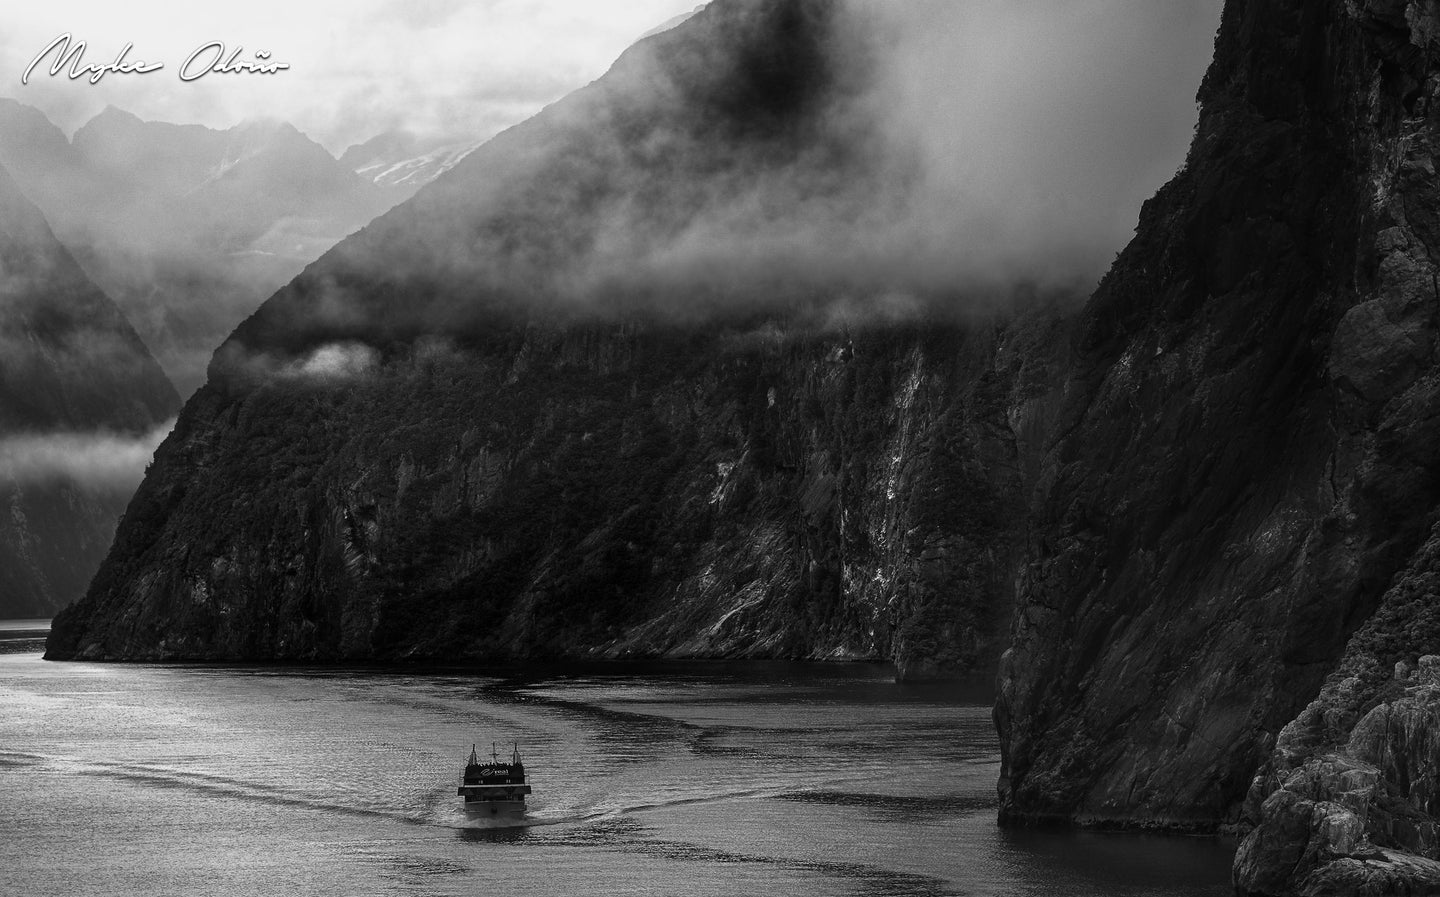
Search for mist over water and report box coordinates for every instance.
[0,645,1234,896]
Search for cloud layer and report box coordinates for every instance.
[0,421,174,489]
[383,0,1227,311]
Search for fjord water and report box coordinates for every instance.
[0,627,1231,896]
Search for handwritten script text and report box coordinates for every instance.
[23,34,290,85]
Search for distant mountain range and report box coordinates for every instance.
[0,161,179,617]
[0,99,483,616]
[0,99,479,397]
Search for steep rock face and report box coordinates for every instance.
[47,0,1071,676]
[1,479,133,619]
[998,0,1440,833]
[0,163,180,617]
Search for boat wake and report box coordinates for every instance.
[438,782,817,834]
[0,749,434,827]
[0,744,938,842]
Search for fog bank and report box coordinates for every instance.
[0,421,175,489]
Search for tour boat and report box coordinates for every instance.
[458,742,532,818]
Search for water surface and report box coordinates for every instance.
[0,629,1233,896]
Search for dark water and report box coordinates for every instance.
[0,627,1233,896]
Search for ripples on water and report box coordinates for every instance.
[0,626,1234,896]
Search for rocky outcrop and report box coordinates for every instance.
[1232,511,1440,895]
[996,0,1440,840]
[1234,658,1440,896]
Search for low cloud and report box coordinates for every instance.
[219,340,379,383]
[289,342,378,379]
[355,1,1222,318]
[571,0,1224,302]
[0,420,175,489]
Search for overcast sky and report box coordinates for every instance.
[0,0,1224,175]
[1,0,704,153]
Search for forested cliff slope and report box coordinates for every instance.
[46,0,1072,677]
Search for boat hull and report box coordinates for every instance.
[461,799,526,818]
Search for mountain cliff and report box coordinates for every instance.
[56,0,1440,887]
[45,0,1072,676]
[993,0,1440,891]
[0,163,179,617]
